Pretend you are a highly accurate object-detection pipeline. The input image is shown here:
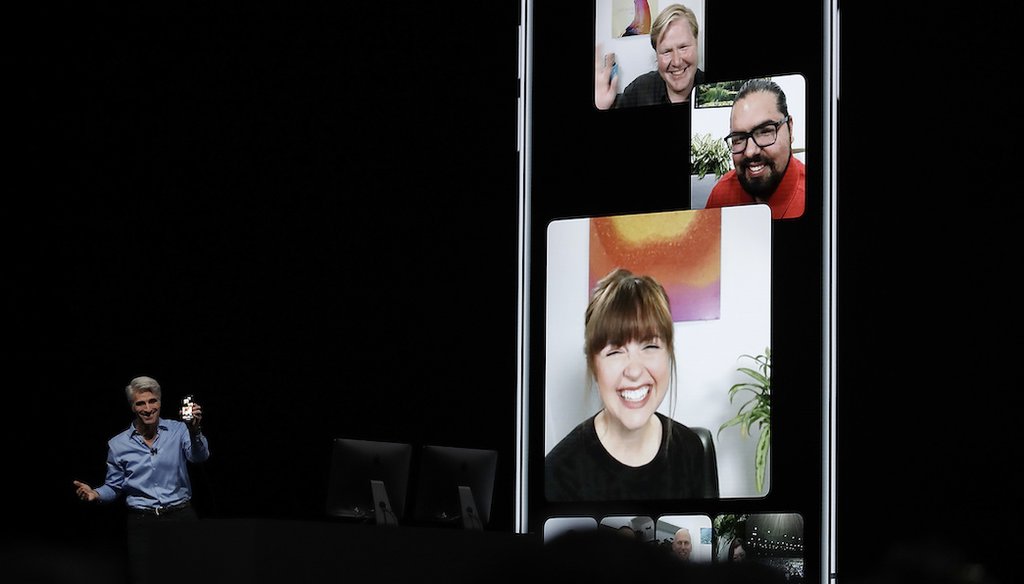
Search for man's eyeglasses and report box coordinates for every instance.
[724,116,790,154]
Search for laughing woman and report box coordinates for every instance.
[544,267,706,501]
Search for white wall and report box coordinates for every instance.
[543,204,771,498]
[595,0,707,91]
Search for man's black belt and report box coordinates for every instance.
[129,500,191,516]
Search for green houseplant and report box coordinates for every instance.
[718,348,771,493]
[690,132,732,180]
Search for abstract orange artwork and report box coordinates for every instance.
[590,208,721,321]
[613,0,652,38]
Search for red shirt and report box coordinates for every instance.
[705,156,805,220]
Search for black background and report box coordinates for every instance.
[4,2,1019,583]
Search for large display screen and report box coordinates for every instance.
[517,1,837,582]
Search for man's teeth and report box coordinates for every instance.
[620,386,650,402]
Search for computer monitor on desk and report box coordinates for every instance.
[325,438,413,527]
[413,445,498,531]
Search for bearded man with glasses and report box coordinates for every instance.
[705,78,805,220]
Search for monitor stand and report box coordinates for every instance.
[458,485,483,531]
[371,479,399,527]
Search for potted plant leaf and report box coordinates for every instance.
[690,132,732,209]
[718,348,771,493]
[691,132,732,179]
